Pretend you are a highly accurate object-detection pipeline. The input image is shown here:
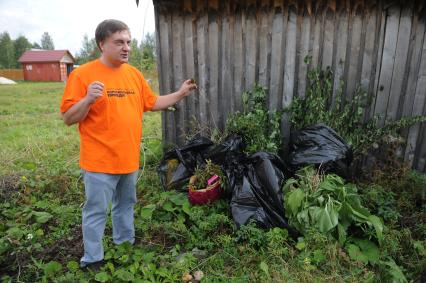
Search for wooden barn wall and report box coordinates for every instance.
[154,0,426,172]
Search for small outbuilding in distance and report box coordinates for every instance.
[18,50,75,82]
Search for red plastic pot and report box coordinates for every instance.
[188,175,222,205]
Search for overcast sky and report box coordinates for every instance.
[0,0,156,56]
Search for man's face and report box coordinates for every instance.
[99,30,131,66]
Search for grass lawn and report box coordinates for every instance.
[0,80,425,282]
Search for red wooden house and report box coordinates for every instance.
[18,50,75,82]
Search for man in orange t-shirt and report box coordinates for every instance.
[60,19,196,269]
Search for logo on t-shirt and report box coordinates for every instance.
[107,88,135,98]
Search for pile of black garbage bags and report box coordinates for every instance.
[157,124,353,232]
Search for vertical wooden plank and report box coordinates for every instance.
[373,5,401,126]
[322,8,335,69]
[369,2,386,120]
[158,11,175,146]
[245,7,258,91]
[414,122,426,172]
[233,11,244,112]
[409,37,426,169]
[154,5,166,145]
[282,7,298,145]
[258,7,272,89]
[292,6,303,101]
[297,9,311,98]
[345,8,363,101]
[196,5,209,126]
[283,7,297,104]
[220,3,232,128]
[171,13,186,145]
[269,5,285,111]
[401,17,424,118]
[413,90,426,171]
[311,9,323,68]
[332,8,349,103]
[184,4,197,126]
[208,9,220,129]
[386,6,413,122]
[360,9,378,94]
[402,15,425,165]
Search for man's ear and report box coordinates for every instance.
[99,41,104,52]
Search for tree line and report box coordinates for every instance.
[75,33,156,71]
[0,32,54,69]
[0,31,156,71]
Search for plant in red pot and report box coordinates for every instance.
[188,160,224,205]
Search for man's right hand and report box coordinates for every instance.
[86,81,104,104]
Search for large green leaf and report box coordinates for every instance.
[347,239,379,265]
[32,211,53,224]
[347,244,368,264]
[114,269,134,282]
[380,259,408,283]
[367,215,383,244]
[162,201,175,212]
[95,272,110,283]
[7,227,24,240]
[337,223,347,246]
[66,261,79,272]
[285,188,305,216]
[140,204,156,220]
[354,239,379,264]
[43,261,62,277]
[259,261,269,277]
[315,202,338,233]
[169,193,186,206]
[182,201,191,215]
[344,202,369,222]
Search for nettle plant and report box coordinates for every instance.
[191,159,224,191]
[283,166,383,246]
[286,57,426,155]
[225,84,282,154]
[283,166,409,282]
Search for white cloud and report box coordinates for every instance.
[0,0,155,56]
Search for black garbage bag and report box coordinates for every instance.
[205,134,245,165]
[157,134,245,191]
[158,135,296,234]
[230,152,293,231]
[157,135,214,191]
[288,124,353,178]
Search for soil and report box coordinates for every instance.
[0,174,21,202]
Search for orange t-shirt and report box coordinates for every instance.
[60,59,158,174]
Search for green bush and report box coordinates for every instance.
[285,59,426,155]
[225,84,282,154]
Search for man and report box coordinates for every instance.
[60,19,196,269]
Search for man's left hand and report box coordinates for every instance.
[178,79,197,97]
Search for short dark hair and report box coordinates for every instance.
[95,19,130,50]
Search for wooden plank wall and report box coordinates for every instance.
[0,69,24,81]
[153,0,426,172]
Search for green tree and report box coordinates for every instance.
[75,34,100,65]
[0,32,15,69]
[41,32,55,50]
[129,38,142,70]
[32,42,42,49]
[140,32,156,70]
[13,35,32,68]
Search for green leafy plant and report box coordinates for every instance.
[191,159,224,191]
[283,166,384,245]
[285,59,426,154]
[225,84,282,154]
[359,184,400,224]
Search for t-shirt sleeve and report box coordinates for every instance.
[140,74,158,112]
[60,72,86,113]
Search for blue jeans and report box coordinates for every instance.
[80,170,138,264]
